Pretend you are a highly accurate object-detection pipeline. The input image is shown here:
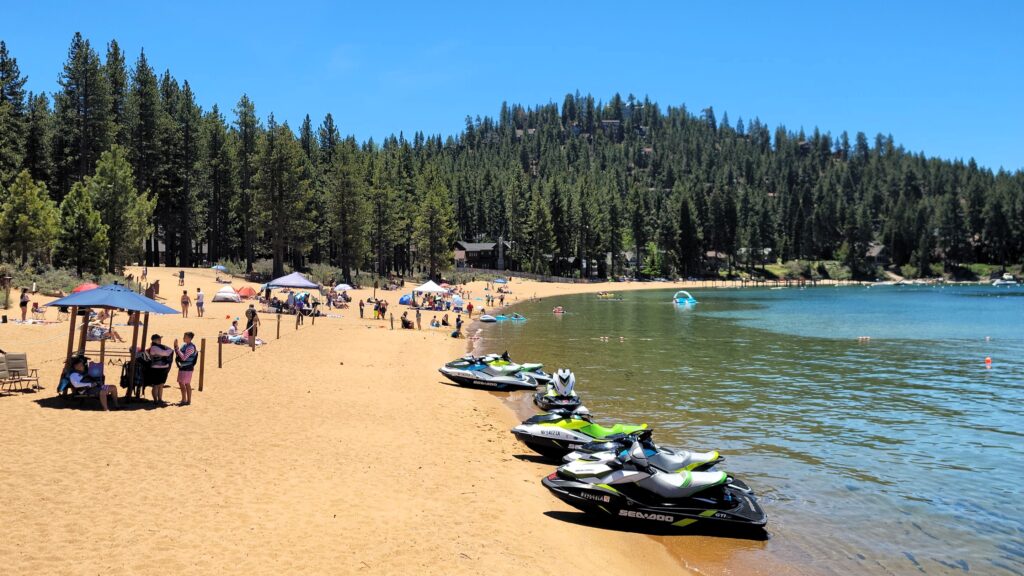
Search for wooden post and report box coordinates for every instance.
[100,338,106,365]
[311,313,315,326]
[126,311,141,400]
[198,338,206,392]
[295,312,300,330]
[77,309,90,355]
[218,338,223,368]
[277,313,281,340]
[64,306,78,371]
[140,312,150,352]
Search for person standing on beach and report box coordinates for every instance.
[142,266,148,282]
[19,288,29,321]
[456,314,463,335]
[178,270,185,286]
[245,304,260,340]
[196,288,205,317]
[416,308,422,330]
[180,290,191,318]
[173,332,197,405]
[359,299,365,318]
[466,301,474,318]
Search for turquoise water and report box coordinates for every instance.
[482,285,1024,576]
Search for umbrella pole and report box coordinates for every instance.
[64,306,78,372]
[139,313,150,399]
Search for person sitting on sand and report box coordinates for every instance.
[400,311,415,329]
[441,314,450,327]
[224,319,246,344]
[67,357,119,411]
[430,315,440,328]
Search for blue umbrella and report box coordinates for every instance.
[45,283,179,314]
[211,265,228,272]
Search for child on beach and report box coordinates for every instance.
[181,290,191,318]
[174,332,197,405]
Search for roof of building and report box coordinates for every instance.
[455,240,511,252]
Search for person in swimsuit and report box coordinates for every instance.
[180,290,191,318]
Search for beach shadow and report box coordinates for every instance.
[542,510,769,541]
[513,453,559,464]
[34,395,167,411]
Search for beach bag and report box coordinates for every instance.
[88,362,104,379]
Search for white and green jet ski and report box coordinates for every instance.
[562,429,723,473]
[511,408,646,459]
[542,439,766,530]
[439,352,550,391]
[534,368,585,411]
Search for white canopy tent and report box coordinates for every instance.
[267,271,319,289]
[412,280,448,294]
[212,285,242,303]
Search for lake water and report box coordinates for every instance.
[481,284,1024,576]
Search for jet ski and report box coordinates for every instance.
[439,352,549,390]
[562,429,723,473]
[534,368,584,411]
[511,408,646,459]
[473,351,552,385]
[542,439,766,529]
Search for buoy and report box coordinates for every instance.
[985,357,992,365]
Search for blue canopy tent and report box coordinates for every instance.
[267,272,319,290]
[47,284,179,390]
[398,294,413,305]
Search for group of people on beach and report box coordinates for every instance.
[179,288,205,318]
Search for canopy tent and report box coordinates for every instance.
[72,282,99,293]
[333,283,353,292]
[398,294,413,305]
[236,286,257,298]
[267,272,319,289]
[212,285,241,303]
[412,280,448,294]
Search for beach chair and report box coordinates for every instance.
[0,355,22,393]
[4,353,40,390]
[31,303,46,321]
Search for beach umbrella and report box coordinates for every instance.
[48,283,179,313]
[267,271,319,289]
[452,295,464,306]
[211,265,228,272]
[334,283,353,291]
[72,282,99,293]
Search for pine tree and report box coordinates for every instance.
[55,181,109,276]
[0,40,28,184]
[23,93,53,186]
[127,49,162,262]
[87,145,155,271]
[233,94,260,271]
[201,105,237,263]
[104,40,129,146]
[52,32,113,199]
[413,175,456,280]
[326,142,367,282]
[0,170,59,264]
[254,115,310,277]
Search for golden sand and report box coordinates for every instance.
[0,268,730,575]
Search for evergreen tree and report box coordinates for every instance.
[0,40,28,184]
[326,142,367,282]
[52,32,113,198]
[104,40,129,146]
[0,170,59,264]
[233,94,260,270]
[126,49,162,262]
[55,181,108,275]
[413,175,456,280]
[23,93,53,186]
[87,145,156,271]
[201,105,237,263]
[254,115,310,277]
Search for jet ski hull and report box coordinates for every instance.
[541,474,766,529]
[438,368,539,391]
[511,425,598,459]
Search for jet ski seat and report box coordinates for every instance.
[627,441,727,497]
[647,448,721,473]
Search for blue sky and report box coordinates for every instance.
[2,1,1021,171]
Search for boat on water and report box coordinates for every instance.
[993,273,1019,287]
[479,314,498,323]
[552,306,565,314]
[672,290,698,306]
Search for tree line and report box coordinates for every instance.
[1,34,1022,282]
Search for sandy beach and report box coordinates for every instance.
[0,268,742,576]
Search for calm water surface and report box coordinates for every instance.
[481,285,1024,576]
